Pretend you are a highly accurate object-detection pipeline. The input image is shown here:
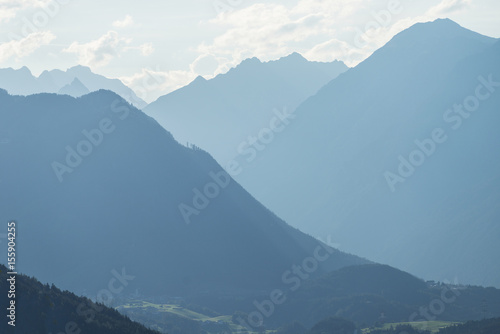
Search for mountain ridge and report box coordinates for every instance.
[0,65,147,108]
[228,18,500,287]
[145,53,348,164]
[0,88,368,298]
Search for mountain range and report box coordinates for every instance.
[144,18,500,288]
[144,53,348,163]
[0,65,147,108]
[1,16,499,334]
[0,88,366,299]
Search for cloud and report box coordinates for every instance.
[112,15,134,28]
[304,38,365,64]
[0,30,55,61]
[64,31,154,67]
[201,3,325,61]
[426,0,471,16]
[138,43,154,56]
[0,0,51,22]
[63,31,131,67]
[120,67,197,103]
[64,31,128,66]
[197,0,408,67]
[198,0,470,68]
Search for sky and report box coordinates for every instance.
[0,0,499,102]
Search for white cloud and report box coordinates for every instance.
[63,31,154,67]
[197,0,409,68]
[120,67,197,102]
[63,31,131,67]
[138,42,154,56]
[112,15,134,28]
[304,38,364,64]
[426,0,471,16]
[0,30,55,61]
[198,0,474,68]
[0,0,51,22]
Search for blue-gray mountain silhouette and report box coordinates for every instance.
[0,88,366,297]
[58,77,90,97]
[144,53,348,164]
[228,19,500,287]
[0,65,146,108]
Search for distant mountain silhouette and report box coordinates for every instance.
[144,53,348,164]
[227,19,500,287]
[260,264,500,328]
[0,65,146,108]
[58,77,90,97]
[0,89,366,299]
[184,263,500,330]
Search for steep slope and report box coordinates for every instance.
[0,89,366,299]
[0,264,160,334]
[0,65,146,108]
[144,53,348,164]
[231,19,500,287]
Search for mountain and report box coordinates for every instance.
[0,264,160,334]
[58,77,90,97]
[0,65,147,108]
[0,88,367,299]
[144,53,348,164]
[178,263,500,331]
[223,19,500,287]
[257,264,500,329]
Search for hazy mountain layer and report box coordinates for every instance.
[0,65,146,108]
[228,19,500,287]
[0,89,366,298]
[145,53,348,164]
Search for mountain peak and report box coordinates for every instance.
[193,75,207,83]
[280,52,307,62]
[392,18,494,44]
[67,65,92,74]
[19,66,32,75]
[240,56,261,66]
[58,77,90,97]
[185,75,207,88]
